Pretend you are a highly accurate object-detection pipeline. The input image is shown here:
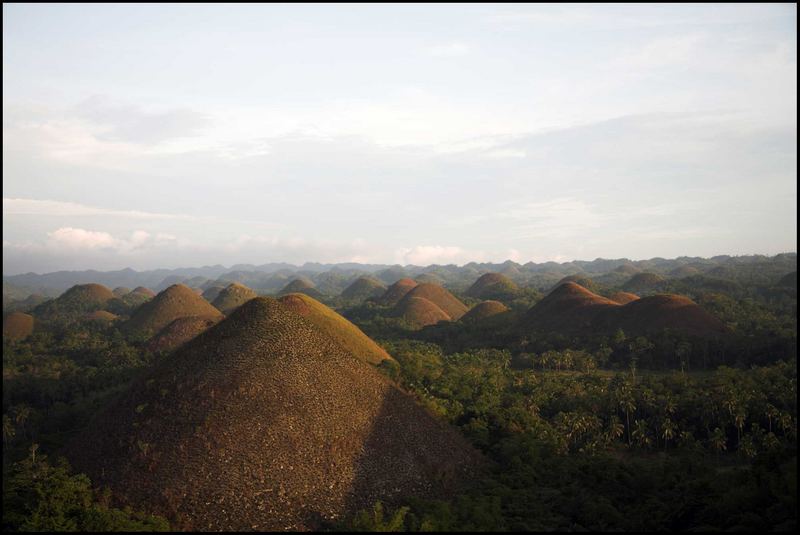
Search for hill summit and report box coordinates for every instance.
[66,297,480,531]
[211,282,258,314]
[375,278,418,306]
[340,276,387,301]
[123,284,223,335]
[466,273,519,301]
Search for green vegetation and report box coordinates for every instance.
[2,255,797,531]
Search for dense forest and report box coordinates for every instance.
[2,255,796,531]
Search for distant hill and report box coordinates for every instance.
[146,315,222,354]
[461,300,509,323]
[3,312,34,340]
[415,273,446,286]
[211,282,258,315]
[375,278,418,306]
[66,297,481,531]
[112,287,131,297]
[201,285,225,302]
[524,282,727,338]
[398,283,468,320]
[123,284,224,336]
[279,293,393,365]
[622,272,667,293]
[33,283,115,322]
[394,296,451,329]
[466,273,519,301]
[340,276,386,301]
[277,278,326,300]
[553,274,599,293]
[84,310,119,323]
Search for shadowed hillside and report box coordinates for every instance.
[3,312,34,340]
[375,278,418,307]
[279,293,393,365]
[123,284,223,336]
[200,285,225,303]
[84,310,119,323]
[340,276,387,302]
[526,282,620,331]
[211,282,258,315]
[65,297,481,531]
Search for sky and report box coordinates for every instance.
[3,3,797,274]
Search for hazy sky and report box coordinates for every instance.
[3,3,797,274]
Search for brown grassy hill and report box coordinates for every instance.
[466,273,519,301]
[609,294,729,337]
[609,291,640,305]
[375,278,418,306]
[279,293,393,365]
[132,286,157,297]
[33,283,115,321]
[112,287,131,297]
[525,283,727,338]
[65,297,481,531]
[211,282,258,315]
[340,276,387,301]
[622,272,667,292]
[553,274,599,293]
[525,282,621,331]
[3,312,34,340]
[201,285,225,303]
[278,278,325,299]
[461,300,509,323]
[123,284,224,336]
[84,310,119,323]
[394,296,451,329]
[146,315,222,355]
[399,283,468,320]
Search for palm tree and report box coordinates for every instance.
[661,418,676,451]
[13,405,31,440]
[710,427,727,461]
[734,411,746,446]
[606,416,624,444]
[632,419,651,449]
[2,415,15,447]
[766,403,779,434]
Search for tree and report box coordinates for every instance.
[710,427,727,460]
[632,419,651,449]
[351,501,410,532]
[661,418,676,451]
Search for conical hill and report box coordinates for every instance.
[65,297,480,531]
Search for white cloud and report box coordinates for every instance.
[3,198,196,221]
[47,227,119,250]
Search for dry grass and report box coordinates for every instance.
[608,291,640,304]
[66,297,481,531]
[375,278,418,306]
[394,296,451,329]
[279,293,393,365]
[398,283,467,320]
[123,284,224,336]
[212,283,258,315]
[461,300,509,322]
[146,315,222,354]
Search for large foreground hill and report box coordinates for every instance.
[65,297,480,531]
